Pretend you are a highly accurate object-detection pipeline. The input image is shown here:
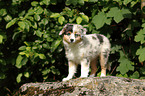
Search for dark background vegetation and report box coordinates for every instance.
[0,0,145,95]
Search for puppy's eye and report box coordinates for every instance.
[75,34,79,37]
[66,32,71,36]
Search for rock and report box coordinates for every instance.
[19,76,145,96]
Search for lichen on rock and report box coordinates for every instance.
[19,76,145,96]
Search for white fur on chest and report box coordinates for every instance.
[63,34,102,64]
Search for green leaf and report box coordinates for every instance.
[19,46,26,50]
[0,35,3,44]
[114,10,124,23]
[41,0,50,5]
[12,32,22,41]
[18,21,25,30]
[58,16,65,25]
[35,30,42,37]
[105,18,112,25]
[34,14,40,21]
[117,74,128,78]
[36,7,43,14]
[19,52,26,55]
[127,62,134,71]
[111,45,121,54]
[50,13,60,18]
[16,55,23,68]
[107,7,124,23]
[21,56,28,66]
[140,66,145,75]
[130,71,139,79]
[134,29,145,44]
[4,15,12,22]
[38,54,46,59]
[16,73,23,83]
[88,0,98,2]
[32,22,37,29]
[79,0,84,5]
[92,12,106,29]
[66,0,84,5]
[50,0,57,5]
[6,18,17,29]
[66,0,77,5]
[31,1,38,6]
[76,16,82,24]
[26,9,35,16]
[81,15,89,22]
[117,51,134,75]
[42,68,50,75]
[121,8,131,18]
[24,72,29,78]
[123,0,132,5]
[107,7,117,17]
[0,9,7,16]
[24,21,30,32]
[0,73,6,79]
[41,18,48,25]
[117,59,129,75]
[51,40,61,52]
[136,47,145,62]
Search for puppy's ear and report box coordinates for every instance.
[82,27,87,34]
[78,25,87,34]
[59,24,69,35]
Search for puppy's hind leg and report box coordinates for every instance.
[89,57,98,77]
[62,61,77,81]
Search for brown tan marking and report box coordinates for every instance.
[90,57,98,76]
[100,53,106,76]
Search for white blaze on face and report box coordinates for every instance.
[70,33,75,43]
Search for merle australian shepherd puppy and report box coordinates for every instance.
[59,24,111,81]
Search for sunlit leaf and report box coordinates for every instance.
[58,16,65,25]
[51,40,61,52]
[50,13,60,18]
[6,18,17,29]
[35,30,42,37]
[18,21,25,30]
[0,35,3,44]
[34,14,40,21]
[38,54,46,59]
[31,1,38,6]
[16,55,23,68]
[16,73,23,83]
[81,15,89,22]
[24,72,30,78]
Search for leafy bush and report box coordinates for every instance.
[0,0,145,95]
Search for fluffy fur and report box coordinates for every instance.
[59,23,111,81]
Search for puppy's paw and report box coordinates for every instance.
[100,73,106,77]
[62,77,70,81]
[89,74,95,77]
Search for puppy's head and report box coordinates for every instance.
[59,23,87,44]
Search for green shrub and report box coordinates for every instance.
[0,0,145,95]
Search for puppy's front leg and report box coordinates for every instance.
[80,59,90,78]
[62,61,77,81]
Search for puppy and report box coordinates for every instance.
[59,24,111,81]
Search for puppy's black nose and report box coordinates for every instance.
[70,39,74,42]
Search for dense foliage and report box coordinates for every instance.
[0,0,145,95]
